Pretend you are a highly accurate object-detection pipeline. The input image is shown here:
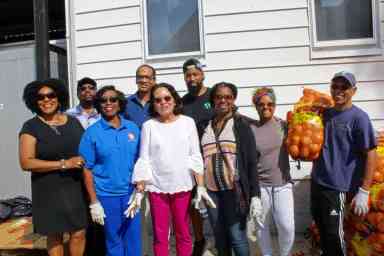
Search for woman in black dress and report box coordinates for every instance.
[19,79,88,256]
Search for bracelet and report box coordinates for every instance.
[60,159,66,171]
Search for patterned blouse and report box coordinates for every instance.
[201,118,238,191]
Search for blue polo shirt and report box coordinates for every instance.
[79,116,140,196]
[312,105,376,192]
[124,93,150,128]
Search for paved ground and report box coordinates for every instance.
[201,234,315,256]
[142,198,317,256]
[164,231,315,256]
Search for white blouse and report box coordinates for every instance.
[132,115,203,193]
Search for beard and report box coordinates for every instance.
[80,99,94,107]
[187,82,203,96]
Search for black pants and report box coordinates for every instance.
[85,222,106,256]
[310,181,346,256]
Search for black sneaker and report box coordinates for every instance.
[192,238,207,256]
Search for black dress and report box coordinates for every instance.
[19,115,88,235]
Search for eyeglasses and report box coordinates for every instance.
[79,85,96,91]
[154,95,173,104]
[136,75,154,81]
[257,102,275,108]
[214,94,234,101]
[331,83,353,91]
[37,92,57,101]
[100,96,119,104]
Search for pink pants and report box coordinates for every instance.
[148,191,192,256]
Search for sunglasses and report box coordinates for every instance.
[154,95,173,104]
[331,83,353,91]
[79,85,96,91]
[37,92,57,101]
[214,94,234,101]
[100,96,119,104]
[257,102,275,108]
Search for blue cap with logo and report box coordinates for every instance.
[332,71,356,87]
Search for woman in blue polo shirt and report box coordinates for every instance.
[79,86,141,256]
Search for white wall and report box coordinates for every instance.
[71,0,384,232]
[72,0,384,154]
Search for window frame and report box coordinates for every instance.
[308,0,381,58]
[142,0,205,60]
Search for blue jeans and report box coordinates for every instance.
[207,190,249,256]
[98,194,142,256]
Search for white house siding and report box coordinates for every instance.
[72,0,384,232]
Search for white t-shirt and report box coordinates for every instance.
[132,115,203,193]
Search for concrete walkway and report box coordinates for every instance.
[164,233,316,256]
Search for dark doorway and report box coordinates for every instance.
[0,0,66,44]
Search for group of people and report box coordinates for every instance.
[18,57,375,256]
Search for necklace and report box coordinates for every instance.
[37,115,64,135]
[49,125,61,135]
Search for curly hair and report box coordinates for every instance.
[149,83,183,118]
[94,85,127,115]
[209,81,238,106]
[22,79,69,115]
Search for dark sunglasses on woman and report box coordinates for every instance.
[100,96,119,104]
[36,92,57,101]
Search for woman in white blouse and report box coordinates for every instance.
[127,83,215,256]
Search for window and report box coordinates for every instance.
[0,1,66,45]
[143,0,204,59]
[309,0,381,58]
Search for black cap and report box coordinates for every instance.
[182,58,203,73]
[77,77,97,91]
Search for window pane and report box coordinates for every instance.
[315,0,373,41]
[146,0,201,55]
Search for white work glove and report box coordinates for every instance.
[246,216,257,242]
[194,186,216,209]
[89,201,106,226]
[124,190,144,218]
[352,187,370,216]
[250,196,264,229]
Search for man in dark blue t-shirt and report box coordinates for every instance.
[311,71,376,256]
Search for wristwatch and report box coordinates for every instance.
[60,159,66,171]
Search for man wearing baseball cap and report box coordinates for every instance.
[311,71,376,255]
[182,58,214,138]
[67,77,100,129]
[67,77,104,255]
[182,58,215,256]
